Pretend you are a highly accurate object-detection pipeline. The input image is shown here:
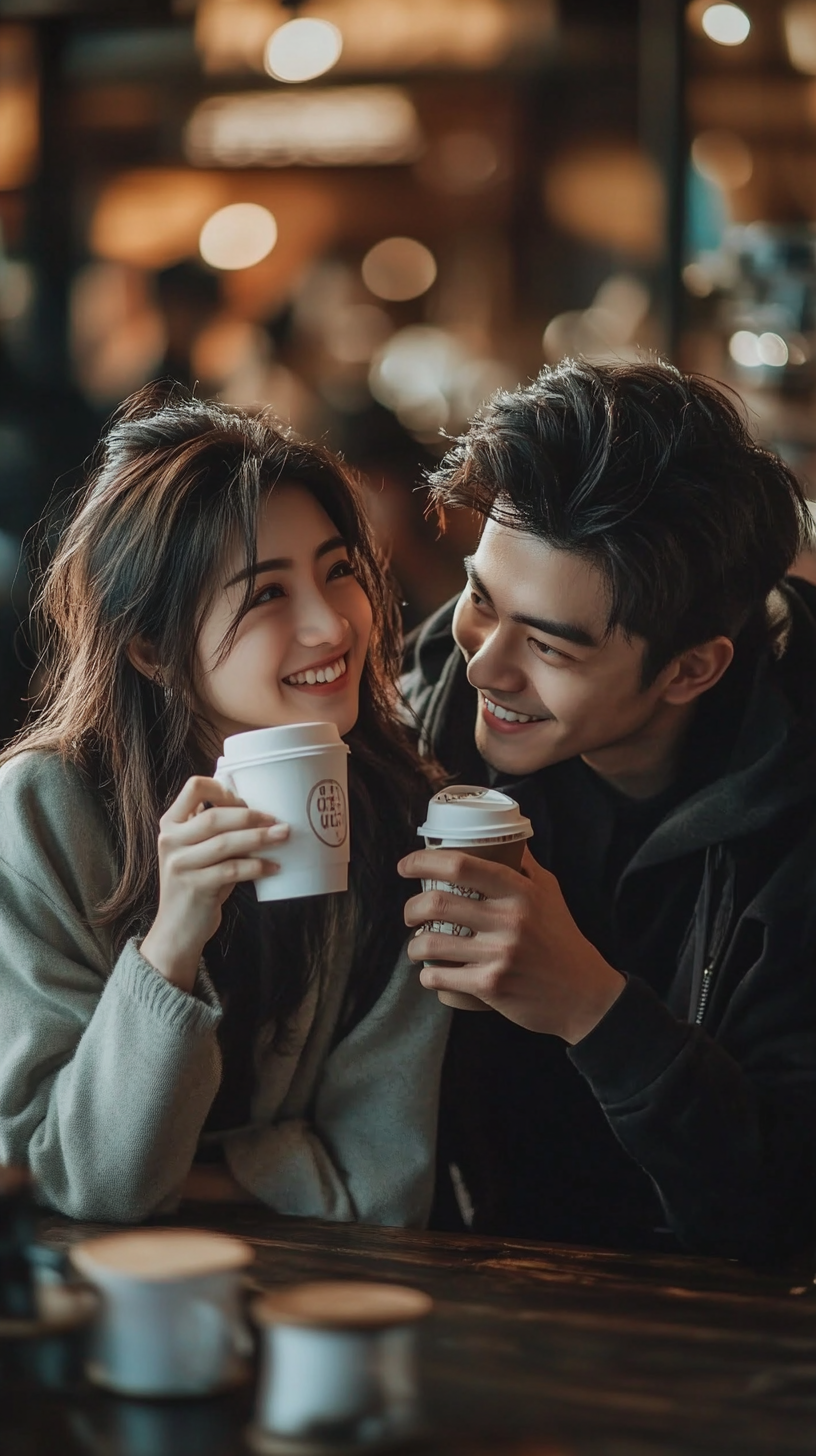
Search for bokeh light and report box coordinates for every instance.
[757,332,789,367]
[691,130,753,190]
[264,18,343,83]
[700,4,751,46]
[199,203,278,271]
[784,2,816,74]
[361,237,437,301]
[729,330,761,366]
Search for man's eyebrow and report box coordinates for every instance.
[463,557,598,648]
[226,534,347,588]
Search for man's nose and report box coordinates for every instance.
[467,628,526,694]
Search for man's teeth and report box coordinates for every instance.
[483,695,543,724]
[285,655,347,686]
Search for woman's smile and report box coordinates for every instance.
[282,651,350,693]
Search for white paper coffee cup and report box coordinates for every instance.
[70,1230,254,1398]
[418,786,533,1012]
[215,723,350,901]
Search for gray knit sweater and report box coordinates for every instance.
[0,751,450,1225]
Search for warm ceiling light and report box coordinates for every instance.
[199,202,277,270]
[185,87,422,167]
[264,18,343,82]
[361,237,437,301]
[700,4,751,45]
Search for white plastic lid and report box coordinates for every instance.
[418,785,532,844]
[221,721,346,765]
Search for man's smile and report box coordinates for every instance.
[480,692,551,733]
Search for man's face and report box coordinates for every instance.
[452,518,681,779]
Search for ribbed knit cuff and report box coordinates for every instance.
[568,974,694,1107]
[110,940,223,1035]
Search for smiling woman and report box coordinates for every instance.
[0,383,449,1227]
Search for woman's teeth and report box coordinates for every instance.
[284,655,347,686]
[483,695,543,724]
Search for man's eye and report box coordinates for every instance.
[529,638,567,661]
[470,589,487,608]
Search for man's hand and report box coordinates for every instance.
[397,846,625,1044]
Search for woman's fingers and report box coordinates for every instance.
[204,856,278,891]
[169,822,288,872]
[162,803,284,849]
[163,774,246,824]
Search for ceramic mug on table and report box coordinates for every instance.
[70,1229,254,1398]
[418,785,533,1011]
[215,722,350,901]
[250,1281,432,1453]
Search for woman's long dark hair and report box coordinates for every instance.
[3,382,437,1040]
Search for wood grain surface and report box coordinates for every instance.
[7,1206,816,1456]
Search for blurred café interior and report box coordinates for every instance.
[0,0,814,739]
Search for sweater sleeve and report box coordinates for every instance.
[224,948,451,1227]
[569,973,816,1261]
[0,753,223,1222]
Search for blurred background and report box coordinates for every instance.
[0,0,811,738]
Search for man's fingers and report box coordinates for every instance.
[417,955,495,1001]
[404,887,495,933]
[398,849,523,899]
[406,929,489,966]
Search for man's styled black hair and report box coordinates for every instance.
[428,359,812,684]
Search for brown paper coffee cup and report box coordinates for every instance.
[417,788,532,1012]
[424,836,526,1011]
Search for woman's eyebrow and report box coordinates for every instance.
[226,535,348,588]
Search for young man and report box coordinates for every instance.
[399,360,816,1263]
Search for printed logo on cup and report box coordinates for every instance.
[307,779,348,847]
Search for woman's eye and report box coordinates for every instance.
[253,583,285,607]
[327,559,354,581]
[470,589,487,608]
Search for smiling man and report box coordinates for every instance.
[400,359,816,1262]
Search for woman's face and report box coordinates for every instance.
[196,484,374,745]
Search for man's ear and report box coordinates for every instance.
[659,637,734,707]
[126,635,161,683]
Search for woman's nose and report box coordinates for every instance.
[295,588,347,647]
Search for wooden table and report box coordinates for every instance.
[6,1206,816,1456]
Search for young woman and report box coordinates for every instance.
[0,385,449,1224]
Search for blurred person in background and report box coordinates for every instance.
[0,384,448,1224]
[401,360,816,1263]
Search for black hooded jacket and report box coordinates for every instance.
[402,580,816,1263]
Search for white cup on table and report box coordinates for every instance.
[70,1229,254,1398]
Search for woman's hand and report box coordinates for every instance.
[140,775,289,993]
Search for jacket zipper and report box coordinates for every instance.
[695,963,715,1025]
[693,844,730,1026]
